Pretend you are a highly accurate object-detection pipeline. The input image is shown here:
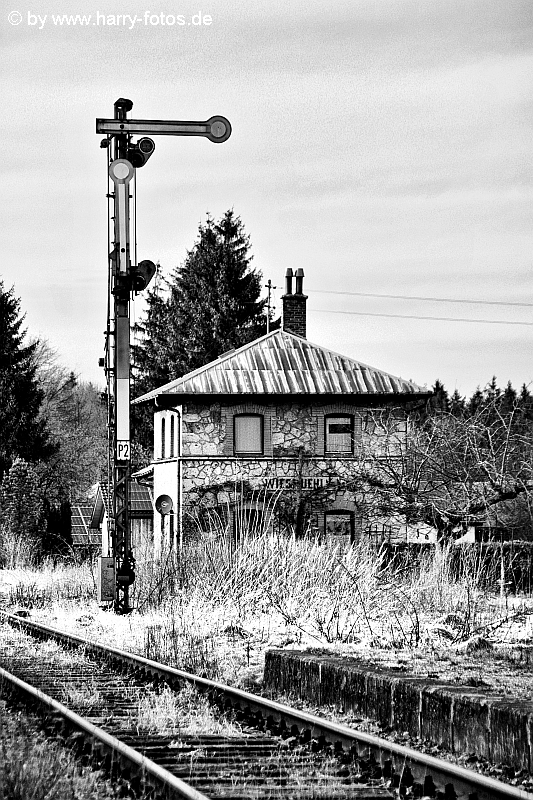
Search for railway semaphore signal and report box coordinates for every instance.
[97,98,231,614]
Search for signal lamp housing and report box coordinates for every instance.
[130,259,157,292]
[127,137,155,168]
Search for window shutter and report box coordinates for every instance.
[325,416,353,454]
[234,415,263,454]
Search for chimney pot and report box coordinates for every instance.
[295,268,304,295]
[285,268,293,295]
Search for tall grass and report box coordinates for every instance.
[136,684,240,736]
[5,530,527,664]
[132,531,522,652]
[0,525,39,569]
[5,559,96,608]
[0,704,121,799]
[133,533,420,648]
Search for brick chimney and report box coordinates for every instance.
[282,268,307,338]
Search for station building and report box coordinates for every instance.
[134,270,430,551]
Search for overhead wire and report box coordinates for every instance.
[313,309,533,326]
[311,289,533,308]
[307,286,532,326]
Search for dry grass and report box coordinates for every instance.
[3,533,532,686]
[136,684,241,736]
[0,526,39,570]
[133,533,426,650]
[61,682,103,712]
[3,559,96,608]
[1,537,532,795]
[0,703,121,800]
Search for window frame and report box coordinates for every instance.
[324,510,355,544]
[324,413,354,456]
[233,413,264,457]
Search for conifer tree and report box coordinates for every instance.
[449,389,466,417]
[467,387,484,416]
[132,278,172,399]
[132,211,269,448]
[425,379,450,416]
[168,209,266,375]
[519,383,532,408]
[499,380,518,416]
[0,281,54,479]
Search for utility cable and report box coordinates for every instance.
[313,309,533,326]
[312,289,533,308]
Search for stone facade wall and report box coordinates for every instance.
[178,400,405,463]
[154,399,409,541]
[272,403,317,456]
[182,456,357,505]
[181,404,223,456]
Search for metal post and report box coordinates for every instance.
[98,99,231,614]
[110,99,134,613]
[265,279,276,334]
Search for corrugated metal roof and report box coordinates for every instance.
[71,505,100,547]
[131,464,154,480]
[134,329,427,402]
[89,483,153,528]
[72,533,101,546]
[71,505,92,534]
[130,482,153,516]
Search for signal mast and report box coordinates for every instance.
[96,98,231,614]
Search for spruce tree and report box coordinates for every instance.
[449,389,466,417]
[499,380,517,416]
[519,384,532,407]
[132,277,172,399]
[132,210,268,448]
[166,209,267,377]
[0,281,54,479]
[425,380,450,415]
[467,387,484,416]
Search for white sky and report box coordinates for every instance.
[1,0,532,396]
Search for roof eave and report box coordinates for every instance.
[154,390,431,407]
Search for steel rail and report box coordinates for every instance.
[0,662,210,800]
[2,610,532,800]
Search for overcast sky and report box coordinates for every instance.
[1,0,532,396]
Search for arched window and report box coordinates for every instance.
[234,414,264,455]
[161,417,166,459]
[170,415,175,458]
[324,415,353,455]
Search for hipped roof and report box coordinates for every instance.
[134,328,427,403]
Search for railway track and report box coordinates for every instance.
[0,610,531,800]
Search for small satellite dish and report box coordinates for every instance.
[155,494,173,515]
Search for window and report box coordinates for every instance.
[161,417,166,459]
[324,511,354,544]
[325,415,353,455]
[170,415,175,458]
[234,414,263,455]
